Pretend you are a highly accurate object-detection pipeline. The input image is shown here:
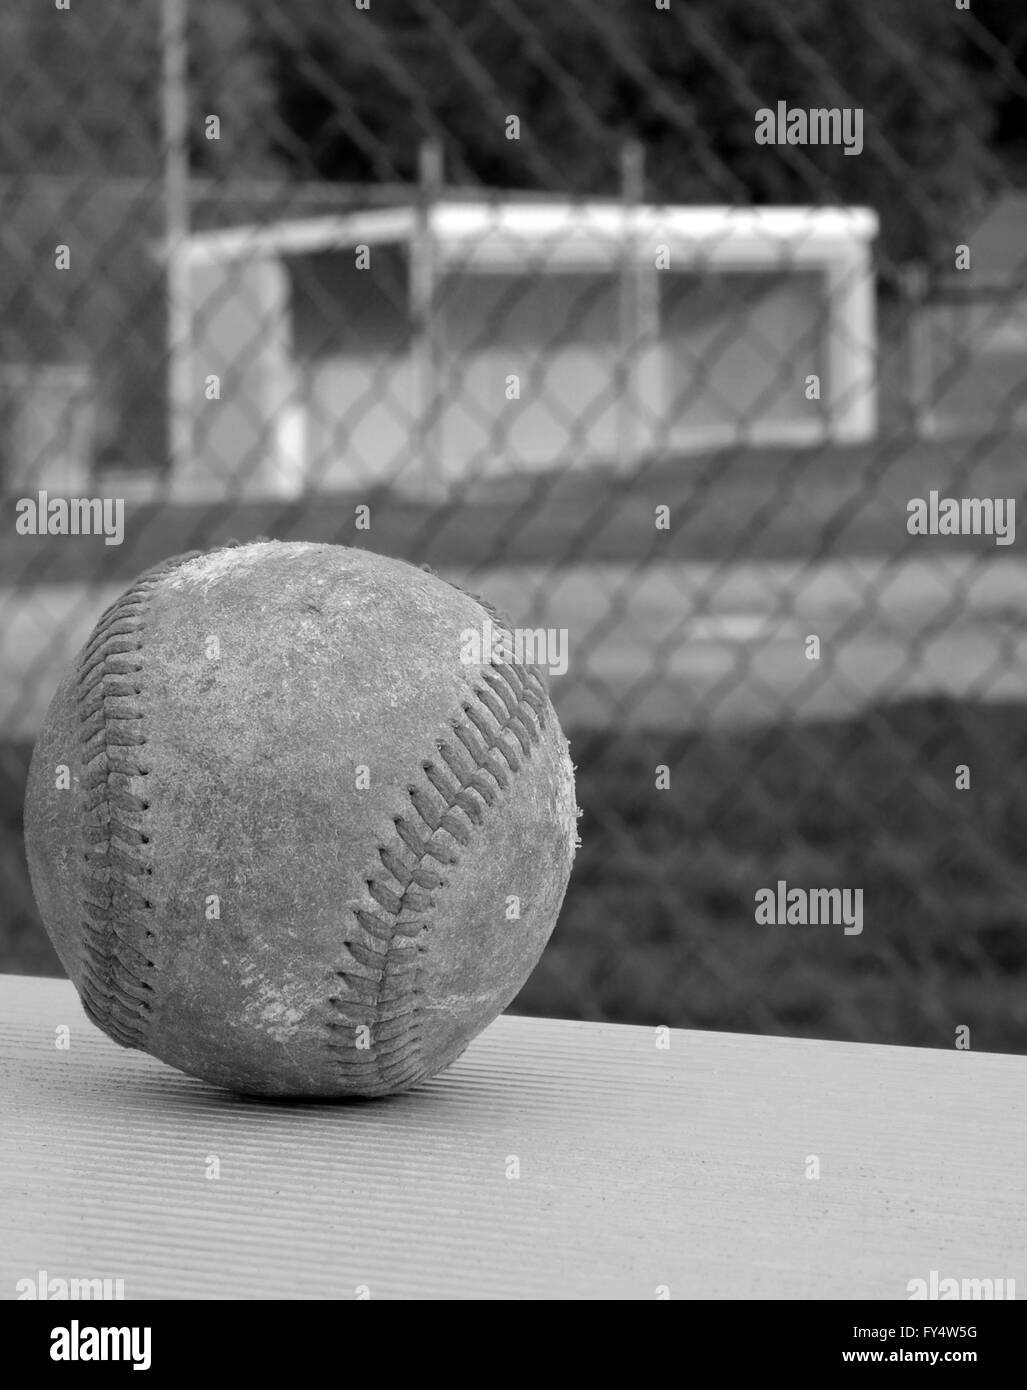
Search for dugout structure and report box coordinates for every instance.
[173,200,879,498]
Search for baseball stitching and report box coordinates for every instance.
[326,657,548,1093]
[76,552,199,1050]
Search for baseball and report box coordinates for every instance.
[24,541,577,1097]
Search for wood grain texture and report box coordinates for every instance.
[0,974,1024,1300]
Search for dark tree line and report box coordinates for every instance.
[1,0,1024,265]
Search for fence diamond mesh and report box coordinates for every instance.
[2,0,1026,1052]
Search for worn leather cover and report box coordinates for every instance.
[24,542,577,1097]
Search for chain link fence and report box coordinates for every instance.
[2,0,1026,1052]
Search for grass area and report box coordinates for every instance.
[4,436,1026,586]
[5,696,1026,1053]
[514,698,1027,1053]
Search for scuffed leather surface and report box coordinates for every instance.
[25,542,577,1098]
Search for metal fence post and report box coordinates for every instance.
[162,0,192,489]
[412,138,444,495]
[619,140,645,470]
[902,261,934,439]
